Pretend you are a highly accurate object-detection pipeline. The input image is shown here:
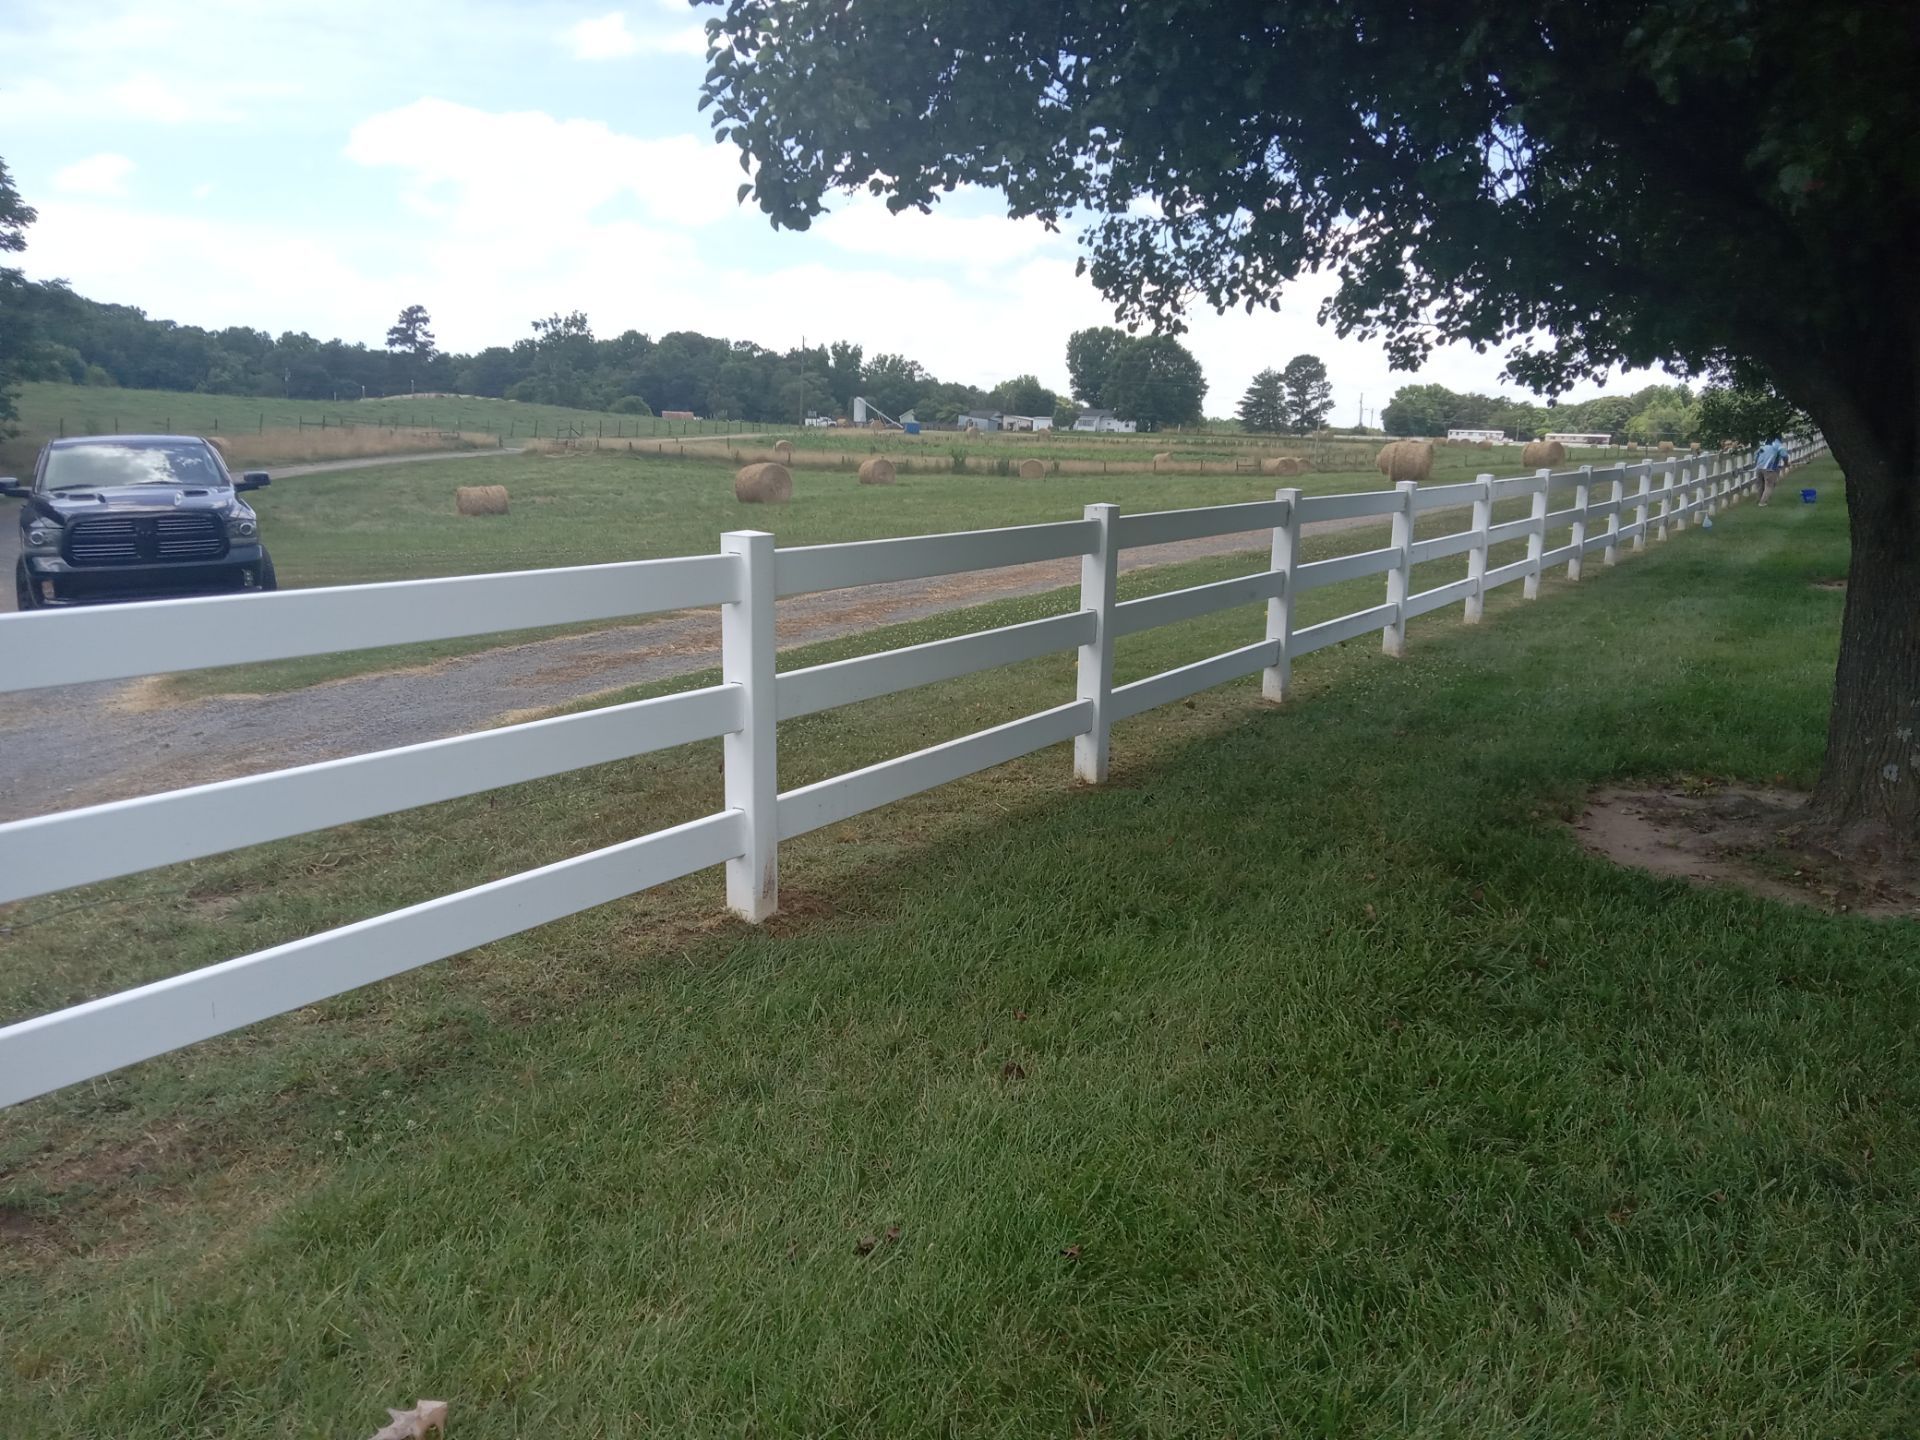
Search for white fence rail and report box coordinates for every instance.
[0,440,1824,1106]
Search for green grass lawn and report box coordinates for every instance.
[6,457,1915,1436]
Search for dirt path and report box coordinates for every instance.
[0,505,1419,823]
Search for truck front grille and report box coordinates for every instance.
[66,513,229,566]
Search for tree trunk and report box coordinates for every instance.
[1809,450,1920,844]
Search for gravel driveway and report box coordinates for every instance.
[0,465,1424,823]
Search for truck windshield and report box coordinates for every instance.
[42,441,230,492]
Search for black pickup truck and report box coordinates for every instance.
[4,435,276,609]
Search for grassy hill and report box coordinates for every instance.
[1,382,796,475]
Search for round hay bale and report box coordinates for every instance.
[1153,451,1172,464]
[1657,440,1676,454]
[1520,439,1567,469]
[1017,458,1046,480]
[455,484,509,516]
[207,435,233,461]
[1261,456,1309,478]
[1374,440,1434,484]
[857,457,897,486]
[772,439,794,462]
[734,462,793,504]
[1475,439,1493,449]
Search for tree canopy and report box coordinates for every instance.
[1278,354,1333,435]
[700,2,1920,835]
[1065,327,1129,409]
[1236,369,1285,435]
[1103,335,1205,432]
[0,158,38,434]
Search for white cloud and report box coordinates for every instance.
[563,12,639,58]
[562,10,708,60]
[112,73,197,124]
[813,195,1067,273]
[346,98,745,230]
[53,153,135,198]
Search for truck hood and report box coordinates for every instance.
[29,488,255,527]
[40,486,235,514]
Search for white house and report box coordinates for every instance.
[1072,409,1137,434]
[1446,428,1507,443]
[1543,432,1613,447]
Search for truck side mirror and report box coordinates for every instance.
[236,472,271,492]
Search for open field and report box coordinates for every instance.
[0,382,793,475]
[7,458,1918,1436]
[135,449,1414,696]
[550,424,1642,477]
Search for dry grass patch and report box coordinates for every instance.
[1573,783,1920,919]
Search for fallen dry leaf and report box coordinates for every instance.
[1060,1245,1082,1261]
[366,1399,448,1440]
[854,1235,878,1256]
[1000,1061,1026,1081]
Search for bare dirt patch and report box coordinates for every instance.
[1573,784,1920,919]
[1811,578,1847,591]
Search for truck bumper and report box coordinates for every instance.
[22,545,270,606]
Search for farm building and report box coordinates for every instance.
[1446,428,1507,443]
[1544,432,1615,446]
[959,410,1002,431]
[660,409,698,421]
[1000,415,1054,432]
[1072,409,1137,434]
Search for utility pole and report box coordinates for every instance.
[1357,392,1364,430]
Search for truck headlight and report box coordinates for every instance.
[24,524,57,551]
[231,517,257,538]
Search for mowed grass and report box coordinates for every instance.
[6,457,1917,1436]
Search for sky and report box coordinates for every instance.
[1,0,1652,421]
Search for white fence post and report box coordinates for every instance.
[1567,464,1592,581]
[1263,487,1301,702]
[721,529,778,921]
[1674,461,1691,531]
[1464,472,1493,624]
[1382,480,1417,656]
[1604,469,1624,567]
[1523,468,1550,600]
[1074,503,1118,783]
[1633,465,1651,551]
[1656,461,1674,541]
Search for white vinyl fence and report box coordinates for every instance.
[0,440,1824,1106]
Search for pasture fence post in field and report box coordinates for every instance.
[1523,469,1551,600]
[721,529,779,922]
[1567,465,1593,582]
[1673,461,1691,532]
[1262,487,1302,702]
[1604,470,1625,567]
[1074,504,1120,783]
[1633,466,1652,552]
[1382,480,1418,656]
[1463,473,1494,624]
[1657,461,1675,541]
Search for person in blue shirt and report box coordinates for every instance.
[1754,436,1791,506]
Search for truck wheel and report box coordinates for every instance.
[256,551,278,592]
[14,559,37,611]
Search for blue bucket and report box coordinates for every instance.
[904,421,921,435]
[1801,488,1817,504]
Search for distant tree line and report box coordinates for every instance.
[1380,381,1725,444]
